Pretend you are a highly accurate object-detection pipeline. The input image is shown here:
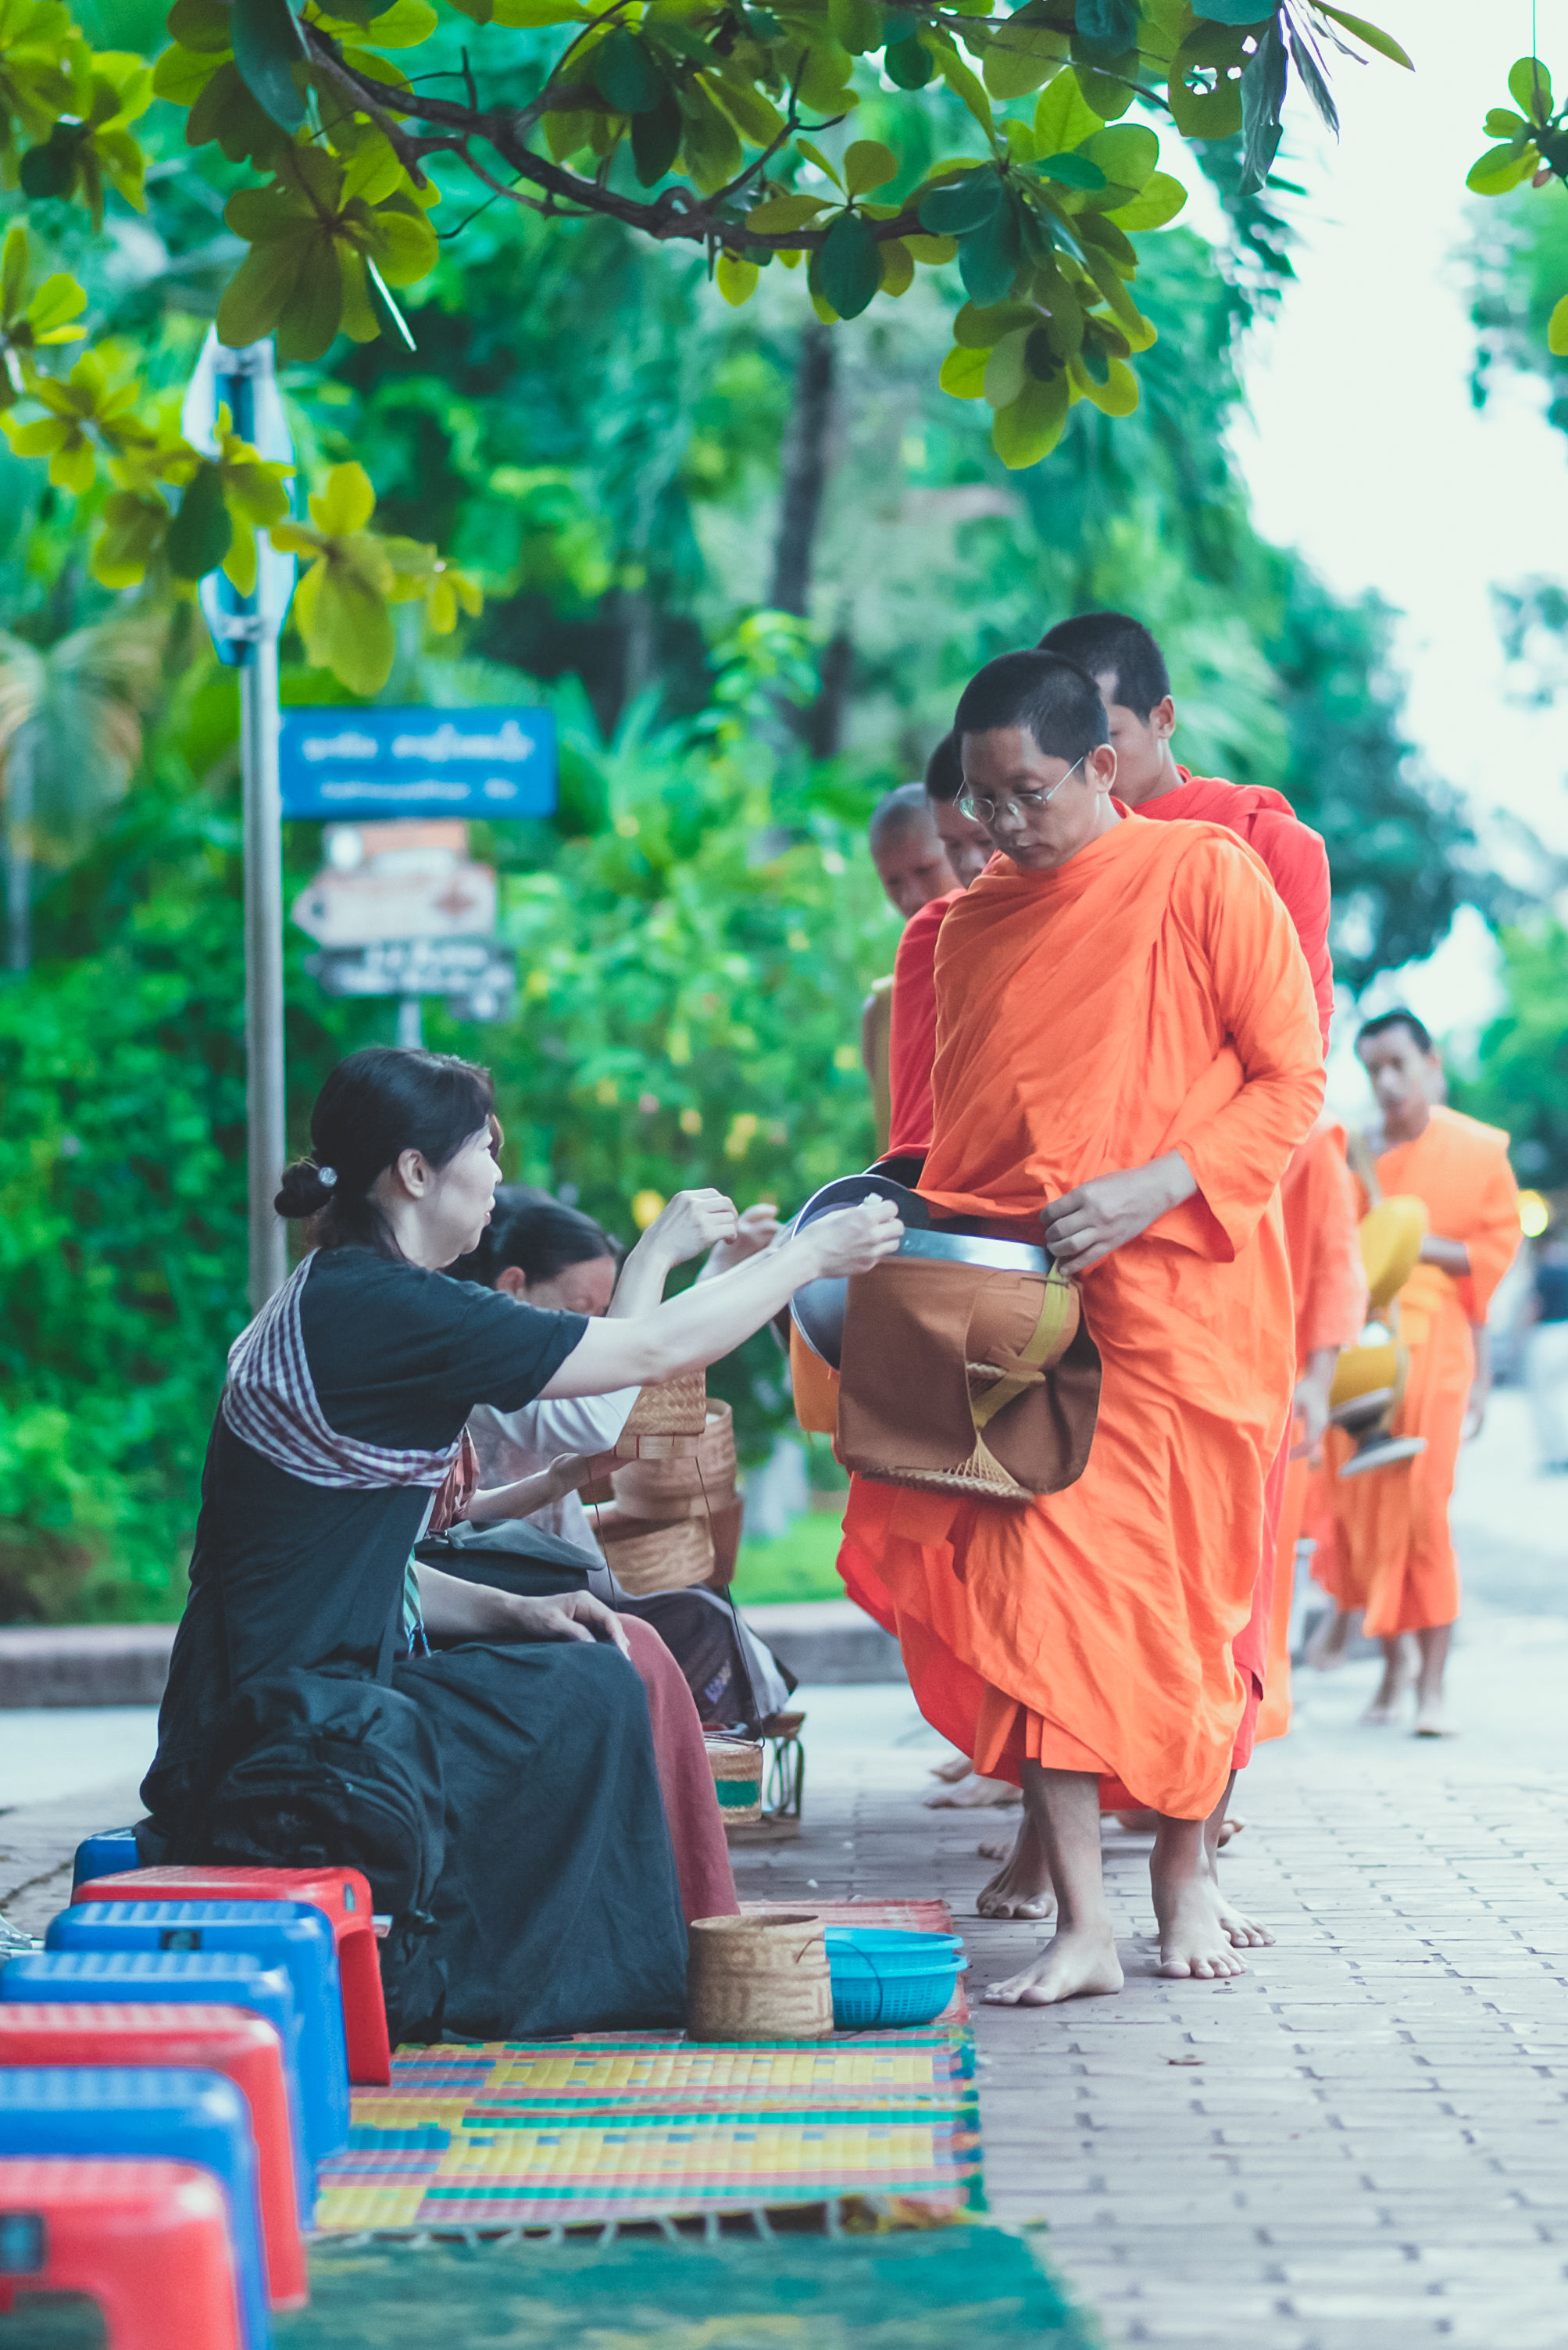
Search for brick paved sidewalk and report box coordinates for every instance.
[734,1606,1568,2350]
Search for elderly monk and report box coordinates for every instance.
[840,649,1323,2000]
[863,783,959,1151]
[1255,1115,1367,1742]
[1334,1010,1520,1736]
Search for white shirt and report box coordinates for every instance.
[467,1386,639,1556]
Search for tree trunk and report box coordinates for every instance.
[806,620,854,760]
[770,323,836,619]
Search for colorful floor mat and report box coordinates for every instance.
[275,2228,1097,2349]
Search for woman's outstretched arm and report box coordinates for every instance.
[539,1198,902,1398]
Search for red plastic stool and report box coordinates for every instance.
[0,2004,305,2308]
[74,1865,391,2084]
[0,2155,245,2348]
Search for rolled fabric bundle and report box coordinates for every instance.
[838,1245,1100,1501]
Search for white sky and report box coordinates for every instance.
[1164,0,1568,1079]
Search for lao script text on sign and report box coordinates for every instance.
[279,708,557,819]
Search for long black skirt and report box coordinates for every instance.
[391,1639,688,2041]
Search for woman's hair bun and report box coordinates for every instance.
[275,1160,335,1220]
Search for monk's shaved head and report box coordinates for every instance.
[1038,611,1171,721]
[1357,1007,1434,1058]
[868,780,935,850]
[954,650,1109,768]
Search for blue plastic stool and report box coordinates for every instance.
[0,2066,271,2350]
[49,1902,348,2155]
[72,1830,142,1891]
[0,1951,314,2218]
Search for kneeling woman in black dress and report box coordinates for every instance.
[143,1046,898,2040]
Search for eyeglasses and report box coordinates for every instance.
[955,755,1087,827]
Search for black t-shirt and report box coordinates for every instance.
[145,1250,587,1812]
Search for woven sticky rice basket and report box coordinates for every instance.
[686,1912,833,2044]
[612,1401,738,1518]
[705,1735,763,1824]
[592,1507,715,1596]
[613,1368,709,1460]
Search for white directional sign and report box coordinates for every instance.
[291,862,497,947]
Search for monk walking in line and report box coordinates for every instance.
[1255,1114,1367,1743]
[841,650,1322,1999]
[863,783,959,1151]
[884,737,991,1161]
[1334,1010,1520,1736]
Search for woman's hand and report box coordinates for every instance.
[703,1200,781,1278]
[802,1196,905,1279]
[504,1590,630,1654]
[1040,1152,1197,1275]
[639,1188,741,1266]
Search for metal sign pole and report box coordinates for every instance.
[184,331,296,1313]
[241,631,288,1308]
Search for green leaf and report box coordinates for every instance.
[1196,0,1276,20]
[991,370,1069,467]
[680,80,743,191]
[813,209,882,320]
[1034,69,1103,155]
[1074,0,1138,50]
[230,0,309,133]
[1083,123,1158,188]
[745,191,830,229]
[1105,169,1186,230]
[166,460,234,582]
[953,297,1038,348]
[1037,150,1106,189]
[1310,5,1413,68]
[20,130,80,203]
[1238,15,1288,193]
[1549,292,1568,359]
[958,198,1022,306]
[938,342,989,398]
[795,138,844,191]
[592,27,663,113]
[828,0,882,53]
[982,20,1069,102]
[1168,23,1246,138]
[928,37,993,133]
[716,251,759,306]
[1466,141,1537,195]
[1072,349,1138,413]
[918,166,1003,237]
[168,0,234,52]
[1484,109,1529,139]
[631,88,682,182]
[878,238,913,295]
[982,323,1030,409]
[842,138,897,195]
[1508,55,1553,124]
[883,34,934,87]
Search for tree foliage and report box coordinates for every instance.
[1466,54,1568,359]
[1453,920,1568,1190]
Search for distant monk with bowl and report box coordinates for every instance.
[838,651,1323,2000]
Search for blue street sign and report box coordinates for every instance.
[279,707,557,820]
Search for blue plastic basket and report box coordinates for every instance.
[823,1928,967,2029]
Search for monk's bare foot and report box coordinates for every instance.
[930,1751,973,1783]
[984,1925,1123,2006]
[924,1772,1023,1811]
[1152,1843,1247,1980]
[1304,1608,1353,1671]
[1209,1882,1274,1950]
[1413,1701,1455,1738]
[976,1834,1011,1862]
[1215,1815,1247,1848]
[976,1817,1056,1920]
[1113,1808,1159,1833]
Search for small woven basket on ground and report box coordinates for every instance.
[685,1911,833,2044]
[704,1735,763,1824]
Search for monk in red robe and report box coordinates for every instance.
[1255,1115,1366,1742]
[1333,1010,1520,1735]
[841,650,1322,1999]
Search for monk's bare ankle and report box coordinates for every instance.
[977,1816,1055,1919]
[1152,1815,1246,1980]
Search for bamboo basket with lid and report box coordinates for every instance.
[613,1368,709,1460]
[591,1508,715,1595]
[612,1401,738,1515]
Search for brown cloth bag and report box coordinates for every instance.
[837,1254,1101,1501]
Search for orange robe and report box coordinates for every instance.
[1255,1117,1366,1742]
[1332,1107,1519,1637]
[838,814,1323,1819]
[887,887,963,1157]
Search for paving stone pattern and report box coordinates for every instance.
[734,1642,1568,2350]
